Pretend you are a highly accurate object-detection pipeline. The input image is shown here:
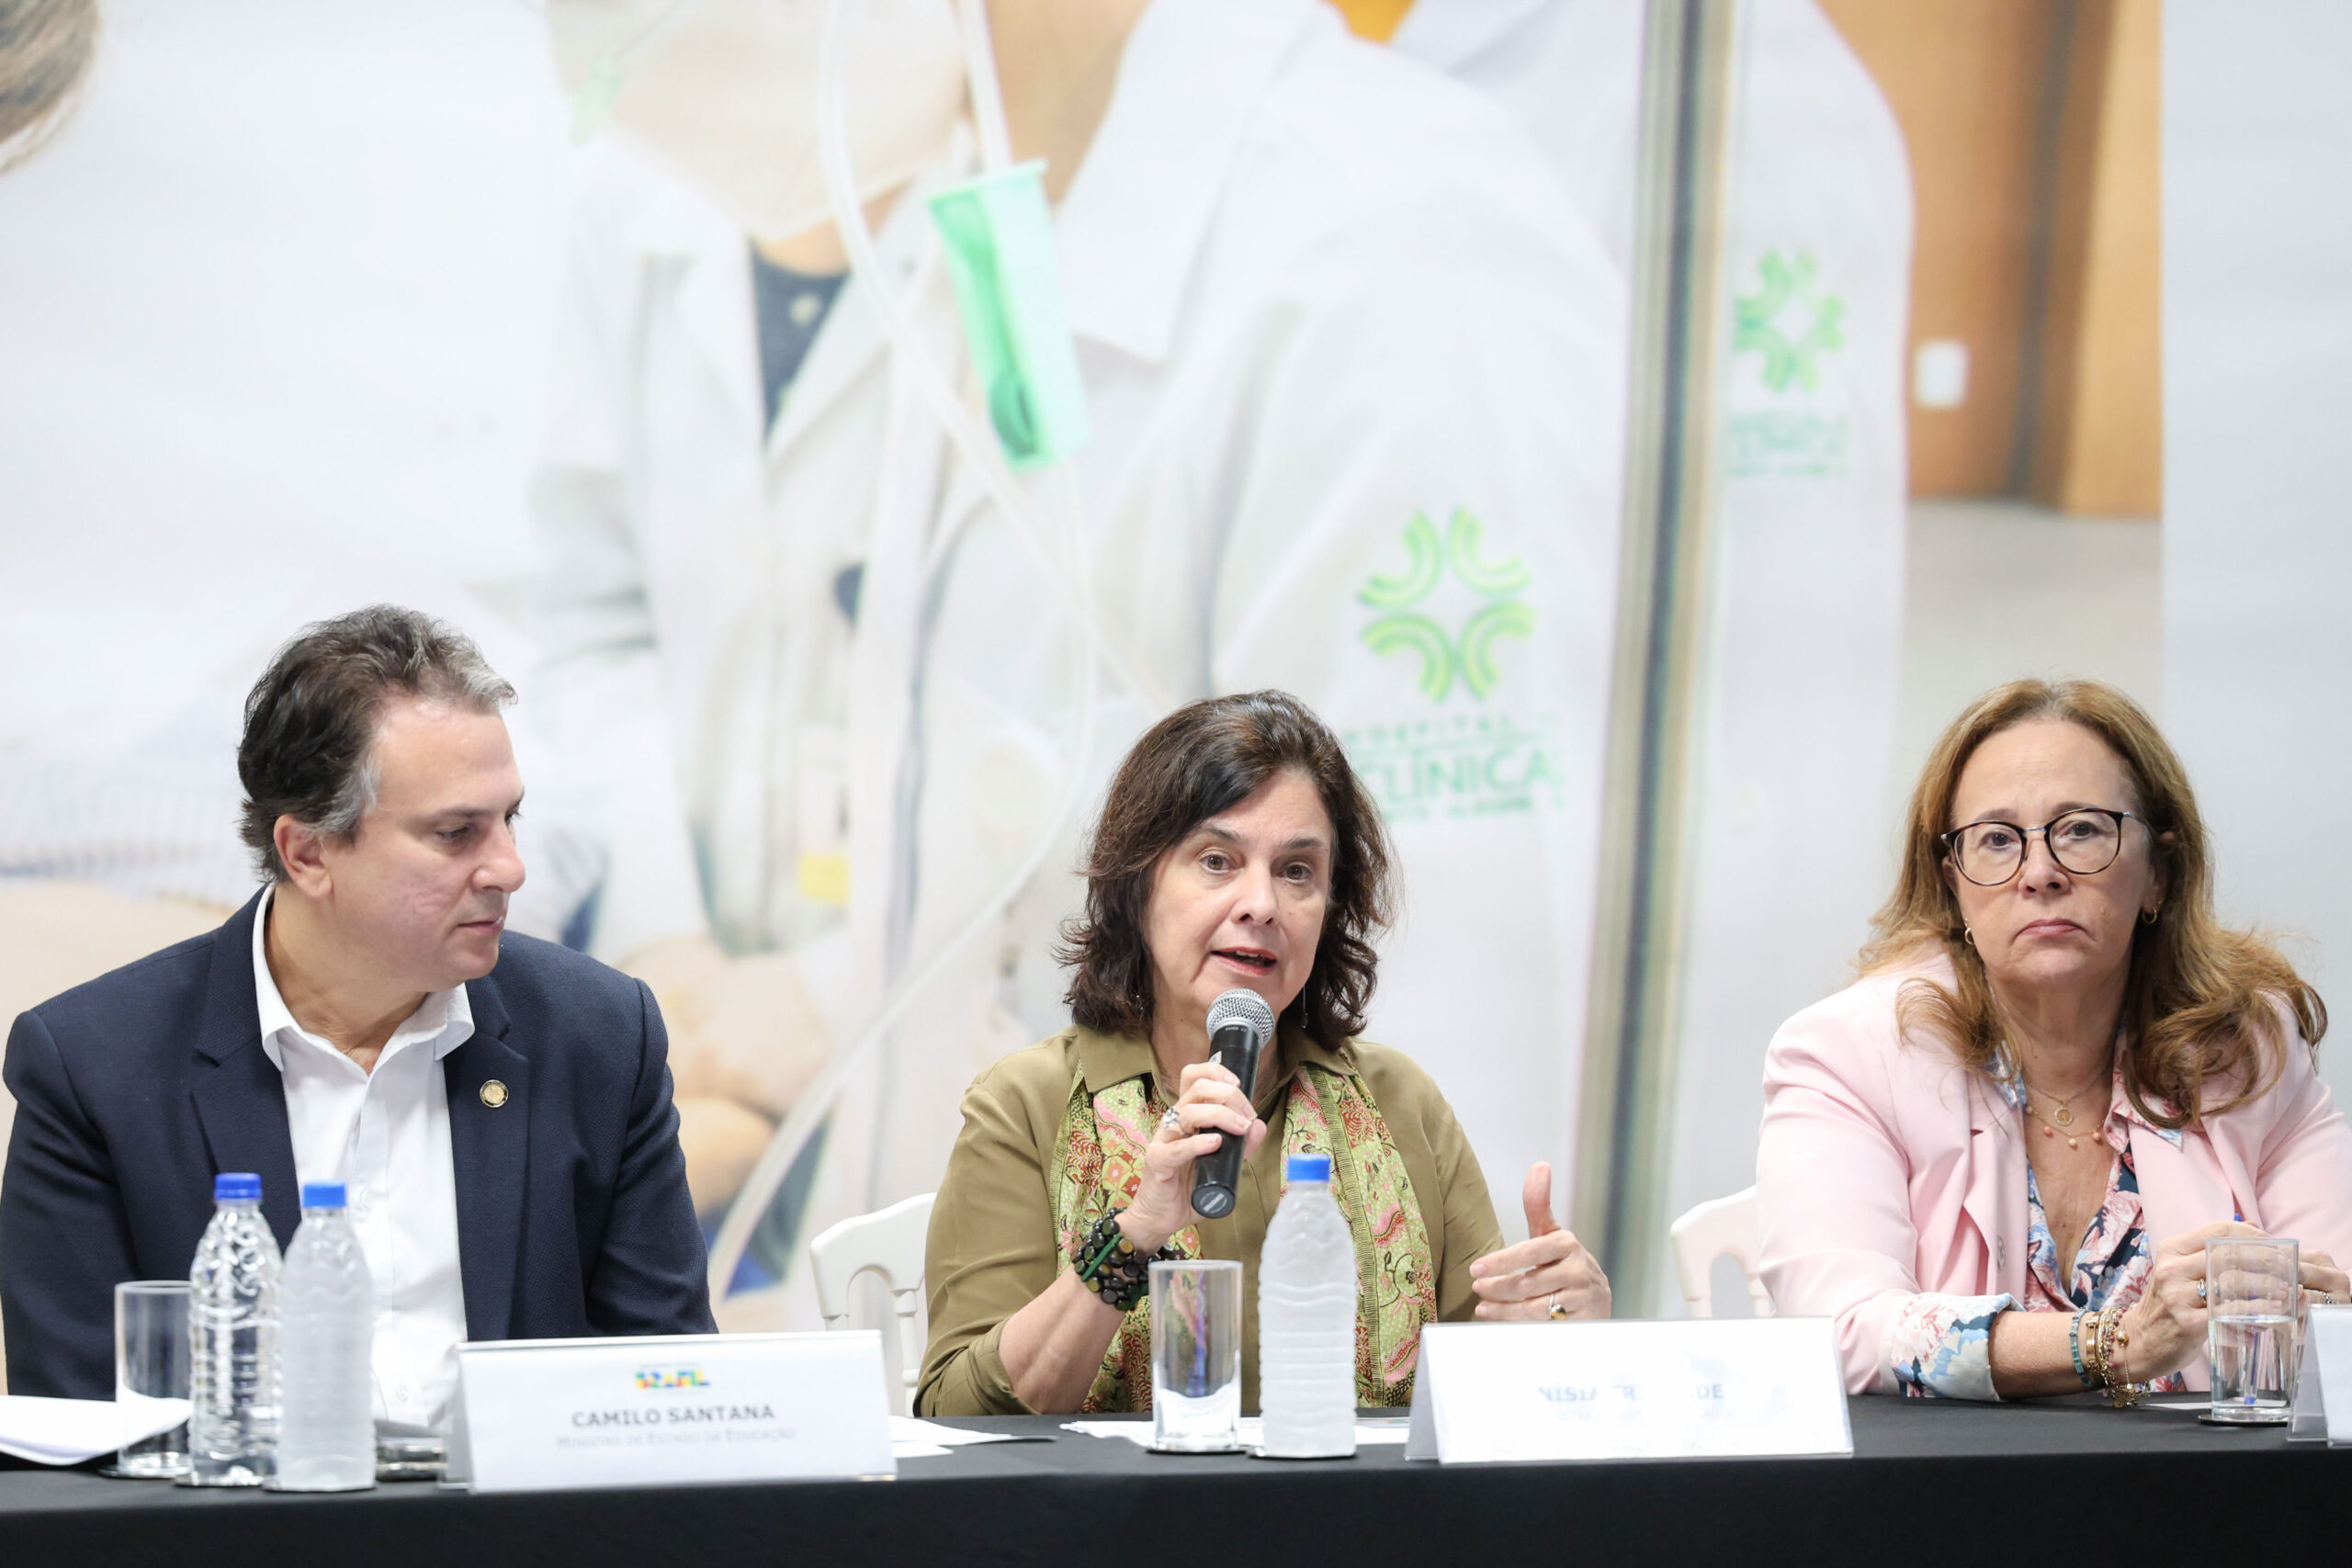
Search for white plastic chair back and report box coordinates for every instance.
[1668,1186,1773,1319]
[808,1191,936,1415]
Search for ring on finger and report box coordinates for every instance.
[1546,1293,1569,1321]
[2196,1280,2208,1303]
[1158,1107,1183,1136]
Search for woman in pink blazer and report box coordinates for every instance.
[1758,679,2352,1400]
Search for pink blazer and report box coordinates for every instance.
[1758,957,2352,1393]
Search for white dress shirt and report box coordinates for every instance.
[253,886,472,1431]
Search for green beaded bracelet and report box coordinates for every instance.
[1073,1208,1179,1313]
[2068,1310,2095,1388]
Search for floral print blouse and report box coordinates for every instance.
[1889,1061,2190,1400]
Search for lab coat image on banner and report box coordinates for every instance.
[1390,0,1646,276]
[526,0,1626,1327]
[1399,0,1913,1230]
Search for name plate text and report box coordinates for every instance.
[1405,1319,1851,1463]
[448,1331,893,1492]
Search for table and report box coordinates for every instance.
[1,1396,2343,1567]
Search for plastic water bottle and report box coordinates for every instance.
[187,1171,281,1486]
[273,1182,377,1491]
[1258,1152,1357,1458]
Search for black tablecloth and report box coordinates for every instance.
[2,1396,2343,1567]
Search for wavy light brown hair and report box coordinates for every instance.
[1860,679,2324,1129]
[1,0,99,174]
[1060,691,1394,1047]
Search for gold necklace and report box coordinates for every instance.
[2019,1077,2107,1152]
[2022,1100,2091,1151]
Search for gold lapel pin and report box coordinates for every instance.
[480,1079,510,1109]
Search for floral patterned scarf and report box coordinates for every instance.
[1046,1045,1437,1413]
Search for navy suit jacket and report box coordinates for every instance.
[1,893,715,1398]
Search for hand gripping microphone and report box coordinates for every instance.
[1189,987,1277,1220]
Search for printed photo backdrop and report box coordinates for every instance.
[0,0,1917,1339]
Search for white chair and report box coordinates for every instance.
[1668,1186,1773,1319]
[808,1192,936,1414]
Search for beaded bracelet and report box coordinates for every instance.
[1072,1208,1182,1313]
[2068,1311,2096,1389]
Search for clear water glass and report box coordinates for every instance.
[1150,1259,1242,1451]
[115,1280,192,1477]
[2208,1235,2300,1424]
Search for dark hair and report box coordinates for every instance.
[238,604,515,882]
[1060,690,1394,1046]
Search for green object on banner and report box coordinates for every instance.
[571,52,627,144]
[926,161,1091,468]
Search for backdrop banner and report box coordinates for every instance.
[0,0,1908,1337]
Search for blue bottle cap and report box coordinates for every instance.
[300,1181,347,1209]
[213,1172,262,1202]
[1285,1153,1333,1183]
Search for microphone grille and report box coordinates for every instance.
[1206,987,1276,1044]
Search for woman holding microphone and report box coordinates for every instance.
[918,691,1609,1417]
[1758,680,2352,1401]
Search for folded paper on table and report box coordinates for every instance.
[889,1416,1026,1458]
[888,1416,1022,1447]
[0,1395,190,1465]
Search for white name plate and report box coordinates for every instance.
[2303,1303,2352,1444]
[1405,1319,1852,1463]
[447,1331,895,1492]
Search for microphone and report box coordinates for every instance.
[1189,987,1276,1220]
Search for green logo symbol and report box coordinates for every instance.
[1358,508,1532,703]
[1734,248,1844,393]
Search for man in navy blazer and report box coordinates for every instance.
[1,606,713,1413]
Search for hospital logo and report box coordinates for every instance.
[1733,248,1844,393]
[1728,247,1852,481]
[635,1366,714,1391]
[1340,713,1567,824]
[1357,508,1532,704]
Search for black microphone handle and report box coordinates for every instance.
[1189,1021,1265,1220]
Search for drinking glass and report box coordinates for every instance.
[2208,1236,2300,1424]
[115,1280,192,1477]
[1150,1259,1242,1451]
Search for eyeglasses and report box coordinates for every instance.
[1939,808,2142,887]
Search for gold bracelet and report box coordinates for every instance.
[2099,1304,2145,1408]
[2068,1310,2098,1389]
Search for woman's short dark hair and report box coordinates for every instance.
[238,604,514,882]
[1060,690,1395,1046]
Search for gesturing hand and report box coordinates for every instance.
[1120,1060,1267,1253]
[1467,1162,1611,1322]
